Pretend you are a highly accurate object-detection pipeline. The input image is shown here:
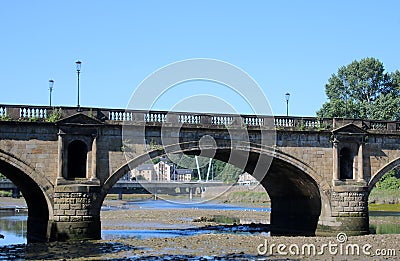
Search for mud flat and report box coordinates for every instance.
[1,232,399,260]
[1,197,400,260]
[99,206,400,260]
[101,204,270,231]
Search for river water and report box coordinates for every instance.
[1,200,400,246]
[0,199,271,246]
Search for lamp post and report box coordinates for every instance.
[76,60,82,110]
[285,92,290,116]
[49,79,54,106]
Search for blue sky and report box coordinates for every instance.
[1,1,400,116]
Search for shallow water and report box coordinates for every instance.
[125,199,271,212]
[0,209,27,246]
[102,199,271,240]
[1,200,400,247]
[102,227,270,240]
[1,199,270,245]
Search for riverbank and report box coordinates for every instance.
[0,196,25,207]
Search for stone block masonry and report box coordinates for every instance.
[329,186,369,235]
[52,185,101,241]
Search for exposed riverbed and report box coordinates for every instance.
[1,197,400,260]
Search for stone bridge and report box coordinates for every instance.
[1,104,400,242]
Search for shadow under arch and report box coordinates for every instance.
[98,142,326,236]
[367,158,400,194]
[0,149,54,243]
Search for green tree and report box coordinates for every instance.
[214,163,242,183]
[376,169,400,190]
[317,58,400,120]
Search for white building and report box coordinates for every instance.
[131,159,175,182]
[237,172,259,185]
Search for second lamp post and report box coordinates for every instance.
[49,79,54,106]
[285,92,290,116]
[76,60,82,110]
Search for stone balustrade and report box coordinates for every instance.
[1,104,400,132]
[178,114,201,124]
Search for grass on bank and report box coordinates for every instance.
[369,203,400,212]
[222,191,270,206]
[369,187,400,211]
[0,191,12,197]
[105,194,153,201]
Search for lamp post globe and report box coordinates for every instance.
[285,92,290,116]
[49,79,54,106]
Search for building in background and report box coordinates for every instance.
[237,172,258,185]
[132,164,156,181]
[154,159,172,181]
[131,158,193,182]
[171,169,193,182]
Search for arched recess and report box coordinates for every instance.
[0,149,54,243]
[340,147,354,179]
[67,140,88,179]
[96,142,328,236]
[367,158,400,194]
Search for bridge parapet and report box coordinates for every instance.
[2,104,400,133]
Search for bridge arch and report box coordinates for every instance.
[0,149,54,242]
[98,142,329,236]
[367,158,400,194]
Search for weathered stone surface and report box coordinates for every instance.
[1,114,399,241]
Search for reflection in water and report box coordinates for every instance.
[369,211,400,234]
[2,201,400,247]
[0,209,28,246]
[370,223,400,234]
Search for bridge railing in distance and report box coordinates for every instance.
[273,116,333,130]
[2,104,400,132]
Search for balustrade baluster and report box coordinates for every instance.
[0,107,6,117]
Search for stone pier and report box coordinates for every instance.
[52,185,101,241]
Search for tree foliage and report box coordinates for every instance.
[376,169,400,190]
[317,58,400,120]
